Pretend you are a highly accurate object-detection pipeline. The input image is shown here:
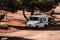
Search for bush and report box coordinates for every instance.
[0,14,5,21]
[0,23,8,29]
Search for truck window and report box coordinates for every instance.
[42,17,46,21]
[30,17,39,21]
[40,17,46,23]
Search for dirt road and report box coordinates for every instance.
[0,26,60,40]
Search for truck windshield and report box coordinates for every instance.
[29,17,39,21]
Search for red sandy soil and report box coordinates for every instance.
[7,10,30,26]
[0,27,19,33]
[0,6,60,40]
[0,10,31,33]
[0,9,60,33]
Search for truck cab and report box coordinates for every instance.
[26,14,48,28]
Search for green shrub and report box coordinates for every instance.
[0,23,8,29]
[0,14,5,21]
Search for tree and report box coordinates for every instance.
[20,0,32,21]
[5,0,18,13]
[20,0,39,21]
[20,0,60,21]
[0,0,19,21]
[0,0,59,21]
[34,0,60,16]
[0,0,8,20]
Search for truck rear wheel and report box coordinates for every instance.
[43,24,47,28]
[42,24,47,29]
[37,25,46,29]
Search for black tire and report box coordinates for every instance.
[43,24,47,28]
[36,25,38,28]
[37,25,45,29]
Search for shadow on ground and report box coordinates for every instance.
[8,25,60,31]
[0,36,33,40]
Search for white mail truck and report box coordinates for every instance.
[26,14,49,28]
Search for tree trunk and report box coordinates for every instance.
[50,10,54,16]
[23,8,28,21]
[31,9,34,15]
[5,13,8,20]
[4,11,8,21]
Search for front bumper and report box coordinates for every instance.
[27,24,36,27]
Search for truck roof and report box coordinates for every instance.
[30,14,48,17]
[34,14,42,15]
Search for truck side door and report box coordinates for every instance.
[42,17,47,23]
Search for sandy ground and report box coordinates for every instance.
[5,10,31,26]
[0,29,60,40]
[2,10,60,26]
[0,10,60,40]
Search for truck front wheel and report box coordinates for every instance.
[41,24,47,29]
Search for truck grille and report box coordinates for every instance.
[29,24,31,26]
